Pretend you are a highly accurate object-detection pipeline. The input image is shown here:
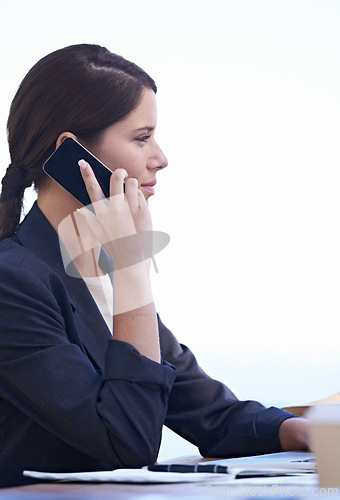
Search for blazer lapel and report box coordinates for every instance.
[15,202,112,370]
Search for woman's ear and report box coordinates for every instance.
[55,131,78,150]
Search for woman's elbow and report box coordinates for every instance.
[119,441,159,468]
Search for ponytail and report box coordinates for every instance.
[0,163,32,240]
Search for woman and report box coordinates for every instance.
[0,44,308,488]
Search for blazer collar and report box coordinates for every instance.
[15,202,112,369]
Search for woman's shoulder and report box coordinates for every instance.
[1,233,42,266]
[0,233,30,263]
[0,234,77,321]
[0,233,62,286]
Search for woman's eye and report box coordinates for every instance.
[136,134,151,143]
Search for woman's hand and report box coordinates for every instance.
[77,160,152,271]
[278,417,310,451]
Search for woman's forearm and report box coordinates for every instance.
[112,260,160,363]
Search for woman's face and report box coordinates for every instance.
[87,88,168,201]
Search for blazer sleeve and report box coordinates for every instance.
[158,316,296,458]
[0,259,177,468]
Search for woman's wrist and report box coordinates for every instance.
[112,260,154,316]
[104,233,149,271]
[112,303,160,363]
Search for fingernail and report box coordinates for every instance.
[78,159,87,169]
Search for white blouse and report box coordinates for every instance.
[83,274,113,334]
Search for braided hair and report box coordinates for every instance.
[0,163,32,238]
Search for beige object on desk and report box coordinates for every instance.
[306,404,340,488]
[282,392,340,417]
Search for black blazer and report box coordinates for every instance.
[0,203,293,487]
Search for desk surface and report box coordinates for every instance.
[0,477,323,500]
[0,456,214,499]
[0,455,321,499]
[0,482,211,499]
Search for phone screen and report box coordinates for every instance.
[43,137,112,206]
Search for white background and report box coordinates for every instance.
[0,0,339,460]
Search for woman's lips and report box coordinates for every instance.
[141,181,156,196]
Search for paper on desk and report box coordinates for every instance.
[23,466,315,484]
[203,474,319,489]
[203,451,315,471]
[23,468,231,483]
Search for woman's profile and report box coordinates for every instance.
[0,44,308,488]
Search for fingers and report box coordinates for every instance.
[125,178,147,213]
[137,188,147,209]
[78,160,105,204]
[109,168,128,197]
[79,160,129,205]
[125,178,139,213]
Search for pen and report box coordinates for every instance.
[147,464,230,474]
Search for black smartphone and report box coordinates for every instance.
[43,137,112,206]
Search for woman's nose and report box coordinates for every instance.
[149,142,168,171]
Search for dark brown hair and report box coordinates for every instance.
[0,44,157,240]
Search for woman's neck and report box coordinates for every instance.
[37,181,105,277]
[37,180,82,233]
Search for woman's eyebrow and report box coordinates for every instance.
[134,126,154,132]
